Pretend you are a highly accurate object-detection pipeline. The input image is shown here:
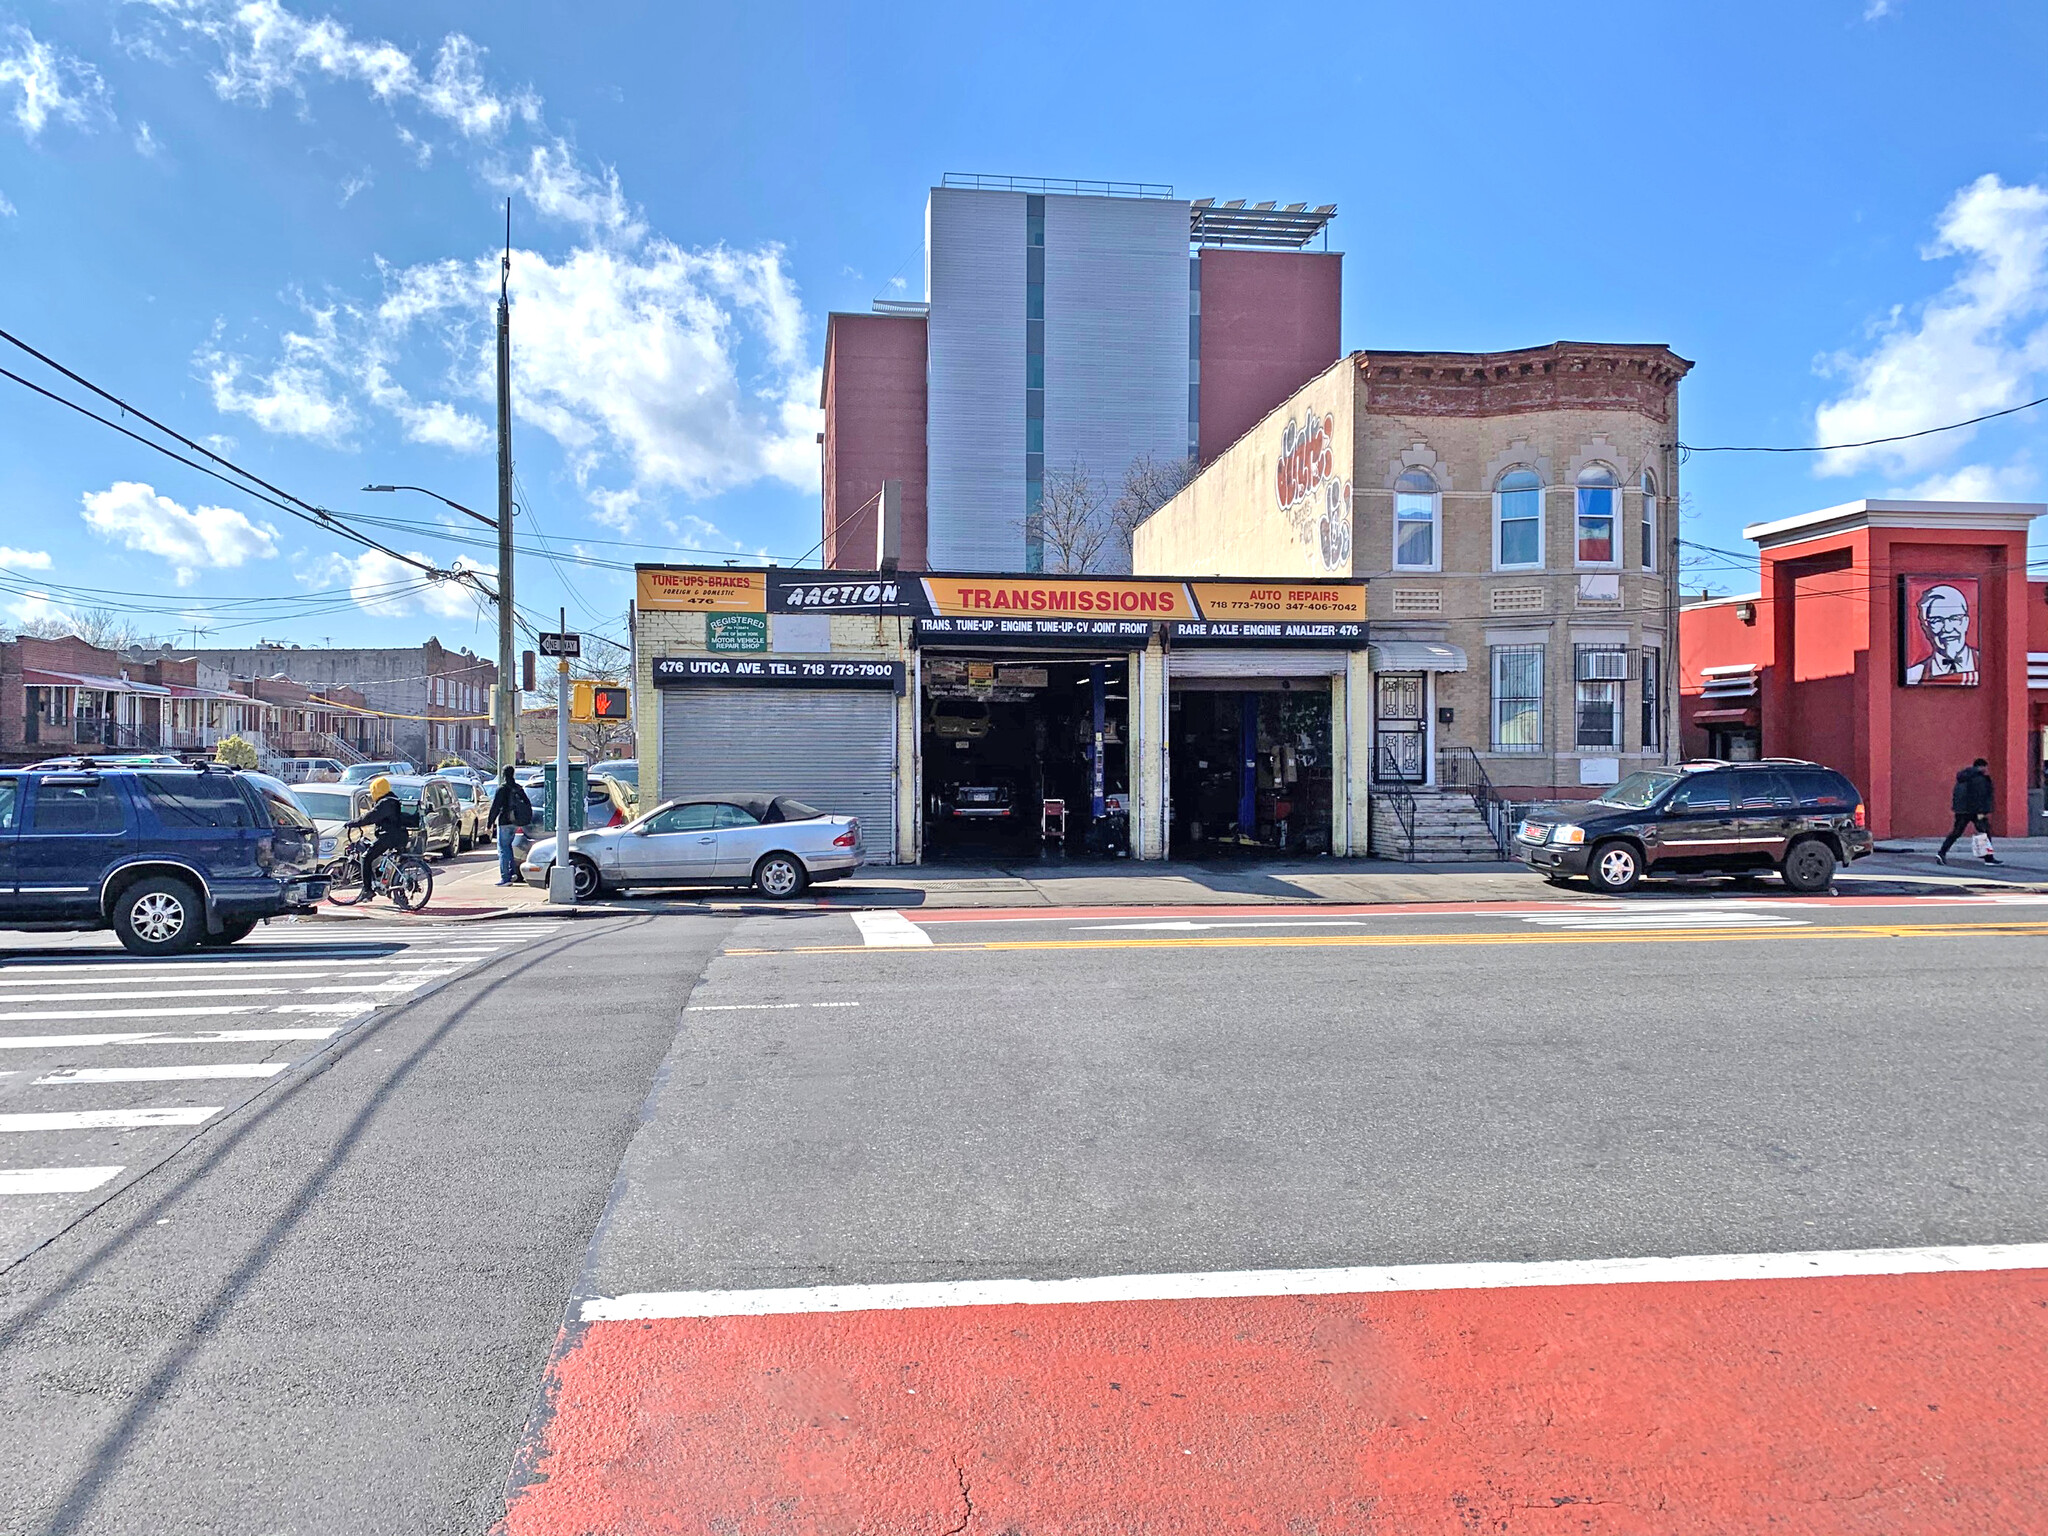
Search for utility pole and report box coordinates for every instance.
[495,199,517,773]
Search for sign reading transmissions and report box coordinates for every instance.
[706,613,768,653]
[636,569,1366,628]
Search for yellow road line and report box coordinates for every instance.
[725,919,2048,957]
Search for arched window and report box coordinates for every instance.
[1393,468,1439,570]
[1495,468,1542,568]
[1575,464,1618,565]
[1640,468,1658,571]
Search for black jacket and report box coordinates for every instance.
[347,795,409,851]
[487,781,533,829]
[1951,765,1994,817]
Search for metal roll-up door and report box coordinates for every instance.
[659,688,897,861]
[1168,649,1349,680]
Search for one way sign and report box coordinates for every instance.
[538,631,581,658]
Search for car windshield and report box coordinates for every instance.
[1591,771,1680,809]
[295,788,355,820]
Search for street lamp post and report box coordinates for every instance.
[364,482,515,771]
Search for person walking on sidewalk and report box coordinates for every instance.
[487,765,534,886]
[1937,758,2001,864]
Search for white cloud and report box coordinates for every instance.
[1814,175,2048,479]
[0,24,108,137]
[199,309,357,443]
[1863,0,1896,18]
[490,139,643,241]
[80,480,280,585]
[1895,460,2037,501]
[0,189,14,217]
[134,119,160,157]
[344,548,494,620]
[6,590,61,626]
[339,168,370,204]
[0,546,53,570]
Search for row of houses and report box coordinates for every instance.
[0,634,498,769]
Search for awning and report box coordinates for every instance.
[1366,640,1467,673]
[1692,707,1760,724]
[21,668,171,696]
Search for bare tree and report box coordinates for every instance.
[1103,452,1196,573]
[1031,460,1112,575]
[11,606,155,651]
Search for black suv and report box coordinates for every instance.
[1514,759,1874,894]
[0,762,330,955]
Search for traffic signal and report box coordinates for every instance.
[570,681,630,723]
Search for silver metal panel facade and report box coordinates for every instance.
[659,689,897,861]
[1168,649,1348,679]
[925,188,1026,571]
[1043,195,1191,527]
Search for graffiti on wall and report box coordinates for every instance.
[1275,411,1353,573]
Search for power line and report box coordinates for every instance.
[1679,394,2048,455]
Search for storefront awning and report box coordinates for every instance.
[1692,707,1759,724]
[1366,640,1467,673]
[21,668,171,696]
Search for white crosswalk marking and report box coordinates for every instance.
[852,911,933,948]
[0,922,548,1220]
[36,1065,289,1084]
[0,1166,124,1194]
[1519,910,1808,930]
[0,1108,219,1132]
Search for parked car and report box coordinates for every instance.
[928,698,992,741]
[384,775,462,859]
[937,774,1025,823]
[1514,759,1873,894]
[441,776,488,850]
[31,753,184,769]
[0,763,328,954]
[587,774,630,830]
[273,757,344,784]
[523,794,861,899]
[291,782,374,867]
[590,758,639,808]
[340,760,414,785]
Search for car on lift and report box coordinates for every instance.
[1514,759,1872,894]
[521,793,862,899]
[928,697,992,741]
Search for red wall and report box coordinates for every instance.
[1677,598,1770,760]
[1196,250,1342,465]
[821,313,928,570]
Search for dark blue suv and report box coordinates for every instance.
[0,762,330,955]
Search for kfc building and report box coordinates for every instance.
[1678,498,2047,839]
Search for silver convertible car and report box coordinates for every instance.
[521,793,862,899]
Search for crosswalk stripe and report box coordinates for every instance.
[268,1003,374,1015]
[0,1166,124,1194]
[0,988,293,1004]
[0,1028,338,1049]
[36,1064,289,1084]
[851,911,933,948]
[0,1005,266,1022]
[0,1107,220,1132]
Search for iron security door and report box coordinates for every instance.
[659,688,896,861]
[1374,674,1426,783]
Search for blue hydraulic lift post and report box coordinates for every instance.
[1090,662,1107,818]
[1238,692,1259,834]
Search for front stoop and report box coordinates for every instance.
[1370,787,1503,862]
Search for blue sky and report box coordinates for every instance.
[0,0,2043,650]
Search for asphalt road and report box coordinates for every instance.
[0,911,732,1536]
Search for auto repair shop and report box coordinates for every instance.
[631,566,1372,863]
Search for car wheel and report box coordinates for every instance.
[113,876,205,956]
[200,917,259,947]
[753,852,809,900]
[569,855,604,900]
[1781,838,1837,893]
[1587,840,1642,894]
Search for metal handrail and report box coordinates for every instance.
[1375,777,1417,861]
[1436,746,1513,858]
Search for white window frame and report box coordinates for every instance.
[1641,644,1663,752]
[1574,465,1622,570]
[1392,471,1442,573]
[1492,468,1544,572]
[1490,644,1545,753]
[1640,470,1658,572]
[1573,645,1627,749]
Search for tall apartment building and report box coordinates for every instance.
[820,176,1341,573]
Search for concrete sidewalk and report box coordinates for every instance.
[308,841,2048,922]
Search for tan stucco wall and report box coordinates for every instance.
[1134,356,1358,578]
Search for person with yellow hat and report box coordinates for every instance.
[344,775,410,900]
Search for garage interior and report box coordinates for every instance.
[921,654,1130,860]
[1169,680,1333,856]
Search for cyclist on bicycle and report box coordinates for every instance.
[345,776,409,900]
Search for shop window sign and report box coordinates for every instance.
[708,613,769,653]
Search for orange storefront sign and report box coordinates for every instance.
[921,576,1198,620]
[1189,581,1367,621]
[637,569,768,613]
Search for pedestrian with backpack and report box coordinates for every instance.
[1936,757,2000,865]
[488,765,535,885]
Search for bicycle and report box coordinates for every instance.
[326,832,435,912]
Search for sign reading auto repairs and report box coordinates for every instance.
[1188,581,1365,622]
[636,568,767,612]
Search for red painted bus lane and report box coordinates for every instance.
[500,1262,2048,1534]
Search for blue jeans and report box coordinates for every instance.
[497,823,521,883]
